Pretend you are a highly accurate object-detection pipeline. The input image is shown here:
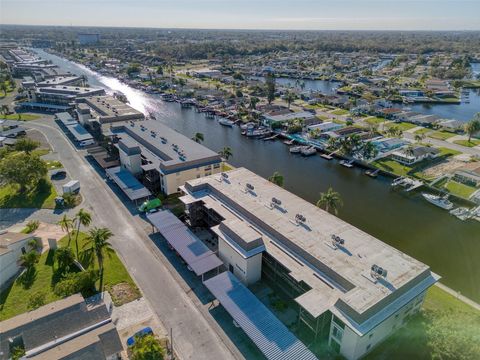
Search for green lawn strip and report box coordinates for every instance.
[0,179,57,209]
[0,232,140,320]
[365,285,480,360]
[444,180,477,198]
[0,114,40,121]
[330,108,350,116]
[453,139,480,148]
[414,128,431,135]
[428,131,456,141]
[364,116,386,125]
[384,122,417,131]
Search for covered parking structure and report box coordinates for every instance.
[66,123,93,143]
[106,166,151,203]
[204,271,318,360]
[146,210,223,279]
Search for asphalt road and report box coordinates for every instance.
[22,117,240,360]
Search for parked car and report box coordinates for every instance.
[79,139,95,147]
[50,169,67,179]
[126,327,153,347]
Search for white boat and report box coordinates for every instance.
[289,146,302,154]
[301,146,317,156]
[449,207,472,221]
[422,193,454,210]
[339,159,354,168]
[219,118,234,127]
[284,139,295,145]
[391,177,405,187]
[240,122,255,130]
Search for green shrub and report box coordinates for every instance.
[54,270,98,297]
[28,291,46,310]
[24,220,40,233]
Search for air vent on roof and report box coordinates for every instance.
[371,264,388,279]
[331,234,345,248]
[295,214,306,224]
[244,183,255,193]
[272,197,281,206]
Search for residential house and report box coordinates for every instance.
[391,146,440,165]
[0,231,36,288]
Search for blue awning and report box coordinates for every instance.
[204,272,318,360]
[20,102,71,110]
[146,210,223,276]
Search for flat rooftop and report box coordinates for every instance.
[182,168,438,334]
[37,75,82,87]
[36,85,104,96]
[110,119,222,174]
[78,95,144,123]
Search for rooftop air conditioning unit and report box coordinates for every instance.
[331,234,345,248]
[295,214,306,224]
[271,197,282,207]
[371,264,388,279]
[244,183,255,193]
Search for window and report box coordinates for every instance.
[229,264,234,273]
[330,339,341,353]
[333,315,345,329]
[21,247,26,254]
[213,163,220,169]
[332,325,344,342]
[369,333,374,339]
[366,344,371,351]
[204,165,212,171]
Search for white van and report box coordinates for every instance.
[79,139,95,147]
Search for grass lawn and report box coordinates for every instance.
[366,285,480,360]
[0,179,57,209]
[444,180,477,199]
[0,232,140,320]
[453,139,480,148]
[0,113,40,121]
[414,127,431,135]
[364,116,386,126]
[385,122,417,131]
[330,108,350,116]
[428,130,456,141]
[70,232,140,305]
[371,158,411,177]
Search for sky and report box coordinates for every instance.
[1,0,479,31]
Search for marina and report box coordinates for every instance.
[35,49,480,303]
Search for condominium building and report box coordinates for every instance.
[75,95,144,126]
[180,168,439,360]
[110,119,223,195]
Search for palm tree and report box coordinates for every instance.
[58,215,74,247]
[14,138,40,154]
[414,133,426,143]
[361,141,378,160]
[316,187,343,215]
[20,250,40,269]
[0,82,7,96]
[249,96,259,110]
[191,132,204,144]
[84,227,114,290]
[464,116,480,143]
[220,146,233,160]
[55,247,75,272]
[268,171,284,187]
[74,209,92,258]
[284,91,296,109]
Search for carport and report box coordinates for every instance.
[204,271,318,360]
[105,166,151,203]
[146,210,223,280]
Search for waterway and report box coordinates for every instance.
[35,49,480,302]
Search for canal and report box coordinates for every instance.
[36,49,480,302]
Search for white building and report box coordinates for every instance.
[0,231,36,288]
[180,168,439,360]
[307,121,343,133]
[391,146,440,165]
